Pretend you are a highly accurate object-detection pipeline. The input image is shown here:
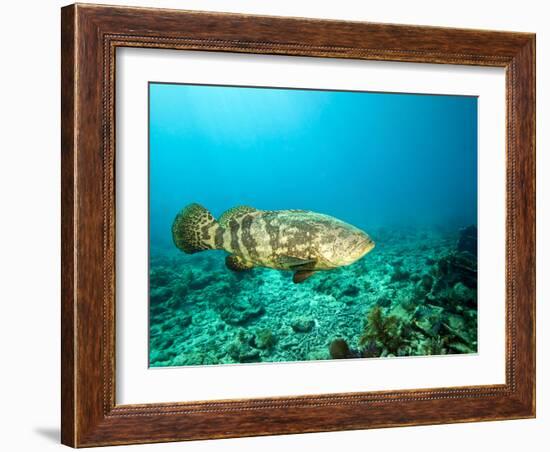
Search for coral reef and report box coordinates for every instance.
[457,225,477,256]
[253,328,277,349]
[291,317,315,333]
[220,297,265,326]
[226,330,261,363]
[149,226,478,366]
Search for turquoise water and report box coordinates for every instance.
[149,83,478,367]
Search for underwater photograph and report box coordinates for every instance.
[148,82,478,367]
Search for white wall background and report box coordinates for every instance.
[0,1,546,451]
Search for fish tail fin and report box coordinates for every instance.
[172,203,221,254]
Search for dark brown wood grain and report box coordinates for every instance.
[61,5,76,446]
[61,3,536,447]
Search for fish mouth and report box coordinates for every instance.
[351,238,375,256]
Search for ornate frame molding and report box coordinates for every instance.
[61,4,535,447]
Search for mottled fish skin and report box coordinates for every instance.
[218,209,375,271]
[172,204,375,275]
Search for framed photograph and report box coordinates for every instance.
[61,3,535,447]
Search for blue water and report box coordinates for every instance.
[149,83,477,249]
[148,82,478,366]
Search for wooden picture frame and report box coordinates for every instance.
[61,3,535,447]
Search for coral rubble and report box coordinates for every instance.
[149,226,478,366]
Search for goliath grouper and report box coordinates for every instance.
[172,203,375,283]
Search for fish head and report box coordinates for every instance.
[323,225,375,267]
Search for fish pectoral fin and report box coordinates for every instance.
[293,270,316,284]
[225,255,254,272]
[277,255,317,270]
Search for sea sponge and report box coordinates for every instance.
[420,336,447,355]
[329,339,351,359]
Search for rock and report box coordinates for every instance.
[220,297,264,325]
[180,314,192,328]
[390,266,411,283]
[390,303,412,322]
[308,350,329,361]
[281,340,300,350]
[291,317,315,333]
[457,225,477,256]
[448,253,477,289]
[431,252,477,291]
[441,318,473,345]
[452,282,476,307]
[150,303,168,317]
[162,313,192,331]
[149,349,172,364]
[391,258,404,267]
[446,314,466,332]
[448,341,475,354]
[376,296,391,308]
[189,271,214,291]
[201,352,221,365]
[341,284,360,297]
[415,316,442,337]
[413,304,444,337]
[149,267,174,287]
[150,286,172,305]
[226,333,261,363]
[420,274,434,292]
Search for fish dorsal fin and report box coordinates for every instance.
[218,205,259,228]
[276,255,317,270]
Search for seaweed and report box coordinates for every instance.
[420,335,447,356]
[360,339,381,358]
[254,328,277,349]
[359,306,406,354]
